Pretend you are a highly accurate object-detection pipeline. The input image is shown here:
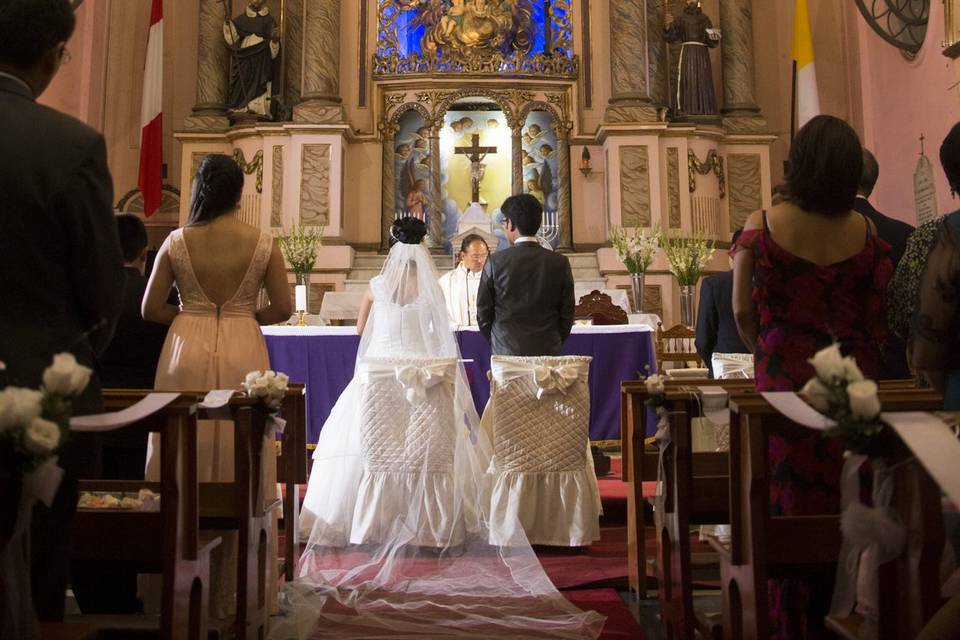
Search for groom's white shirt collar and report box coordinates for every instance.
[514,236,538,245]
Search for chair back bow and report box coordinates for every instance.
[533,364,582,400]
[360,359,455,405]
[491,357,590,401]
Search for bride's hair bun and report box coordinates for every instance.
[390,217,427,245]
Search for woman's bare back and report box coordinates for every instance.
[182,217,263,306]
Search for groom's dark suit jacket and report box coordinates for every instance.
[477,240,575,356]
[0,73,123,619]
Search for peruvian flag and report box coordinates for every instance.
[138,0,163,217]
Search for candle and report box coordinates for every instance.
[295,285,307,312]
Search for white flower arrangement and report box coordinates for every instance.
[800,344,883,452]
[242,370,289,413]
[659,230,715,287]
[0,353,91,472]
[278,224,324,276]
[609,225,660,274]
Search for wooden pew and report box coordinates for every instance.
[714,387,942,640]
[71,392,220,640]
[277,384,308,581]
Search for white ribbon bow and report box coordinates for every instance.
[533,364,582,400]
[393,363,452,405]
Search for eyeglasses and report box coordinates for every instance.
[466,253,488,260]
[60,46,72,66]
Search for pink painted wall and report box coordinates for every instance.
[854,1,959,223]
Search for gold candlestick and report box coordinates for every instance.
[296,310,306,326]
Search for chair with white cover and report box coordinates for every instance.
[352,356,462,547]
[486,355,602,547]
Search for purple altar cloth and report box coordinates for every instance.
[263,326,655,444]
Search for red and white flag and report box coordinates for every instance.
[138,0,163,217]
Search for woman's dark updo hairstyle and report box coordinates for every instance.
[785,115,863,217]
[390,216,428,246]
[940,122,960,194]
[187,154,244,226]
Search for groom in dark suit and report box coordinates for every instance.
[0,0,124,621]
[477,194,575,356]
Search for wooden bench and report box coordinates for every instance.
[276,384,308,582]
[714,387,943,640]
[71,392,220,640]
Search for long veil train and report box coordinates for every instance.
[268,238,604,638]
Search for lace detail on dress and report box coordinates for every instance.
[366,275,430,358]
[167,228,272,313]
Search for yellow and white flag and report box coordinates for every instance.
[792,0,820,129]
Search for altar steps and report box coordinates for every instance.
[344,251,606,293]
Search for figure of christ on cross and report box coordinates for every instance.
[455,134,498,204]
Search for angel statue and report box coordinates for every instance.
[664,0,721,117]
[399,155,430,220]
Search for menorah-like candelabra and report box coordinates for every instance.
[538,209,559,248]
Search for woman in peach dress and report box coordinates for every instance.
[141,154,292,618]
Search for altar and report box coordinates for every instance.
[262,324,656,444]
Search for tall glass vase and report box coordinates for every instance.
[680,284,696,327]
[630,273,645,314]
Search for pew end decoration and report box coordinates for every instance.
[242,369,290,432]
[800,343,883,454]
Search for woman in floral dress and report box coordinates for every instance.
[731,116,893,638]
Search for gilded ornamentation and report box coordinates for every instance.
[232,148,264,193]
[374,0,578,78]
[687,149,725,199]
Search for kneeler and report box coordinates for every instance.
[714,387,941,640]
[71,391,220,640]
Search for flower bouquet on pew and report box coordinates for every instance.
[242,369,290,434]
[0,353,92,640]
[800,343,883,454]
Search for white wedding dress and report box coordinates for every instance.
[273,241,604,639]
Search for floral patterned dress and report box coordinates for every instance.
[733,212,893,639]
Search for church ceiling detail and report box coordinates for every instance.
[854,0,929,56]
[374,0,578,78]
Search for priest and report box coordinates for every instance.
[438,234,489,326]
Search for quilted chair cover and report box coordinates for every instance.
[486,355,601,546]
[352,356,462,546]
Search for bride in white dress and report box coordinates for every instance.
[273,218,603,639]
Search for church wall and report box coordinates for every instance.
[853,1,959,223]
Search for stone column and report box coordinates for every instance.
[185,0,230,130]
[557,129,573,252]
[294,0,344,123]
[719,0,767,132]
[380,123,398,251]
[511,125,523,195]
[428,127,444,250]
[606,0,667,123]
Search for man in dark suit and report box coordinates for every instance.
[854,148,914,266]
[854,148,913,379]
[477,194,575,356]
[0,0,124,621]
[696,229,750,378]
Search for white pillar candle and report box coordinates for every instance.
[295,284,307,312]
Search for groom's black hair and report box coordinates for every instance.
[501,194,542,236]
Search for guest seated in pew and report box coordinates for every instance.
[141,154,292,618]
[695,228,751,379]
[912,122,960,408]
[732,115,894,637]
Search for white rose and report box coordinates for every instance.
[244,371,262,387]
[0,387,44,431]
[23,417,61,454]
[645,374,665,395]
[42,353,92,397]
[808,344,846,382]
[841,357,865,383]
[800,377,831,413]
[276,372,289,387]
[848,380,881,421]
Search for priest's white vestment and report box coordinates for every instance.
[438,264,482,326]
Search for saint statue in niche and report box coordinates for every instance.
[664,0,721,117]
[223,0,281,117]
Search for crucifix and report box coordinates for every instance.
[455,133,498,204]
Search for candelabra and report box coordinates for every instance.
[538,209,559,248]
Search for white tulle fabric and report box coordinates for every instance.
[486,356,602,547]
[273,241,604,639]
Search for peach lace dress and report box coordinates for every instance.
[142,227,278,618]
